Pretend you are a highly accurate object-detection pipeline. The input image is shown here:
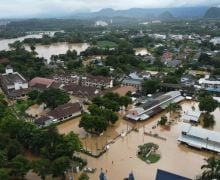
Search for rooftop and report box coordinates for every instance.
[156,169,190,180]
[47,103,81,120]
[1,72,26,86]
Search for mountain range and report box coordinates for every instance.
[73,7,209,19]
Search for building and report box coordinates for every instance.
[35,102,82,127]
[122,79,142,90]
[95,20,108,27]
[52,74,80,85]
[81,75,113,89]
[29,77,57,91]
[63,84,100,99]
[199,78,220,92]
[178,123,220,153]
[0,66,29,99]
[156,169,190,180]
[126,91,184,121]
[182,109,201,124]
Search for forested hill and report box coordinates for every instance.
[204,7,220,19]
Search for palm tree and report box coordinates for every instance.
[198,156,220,180]
[166,103,182,120]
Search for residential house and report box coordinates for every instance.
[199,78,220,92]
[29,77,57,91]
[81,75,113,89]
[0,65,29,99]
[63,84,100,99]
[35,102,82,127]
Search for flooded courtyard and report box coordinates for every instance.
[56,100,220,180]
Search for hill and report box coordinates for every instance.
[204,7,220,19]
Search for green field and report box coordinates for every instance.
[96,41,118,48]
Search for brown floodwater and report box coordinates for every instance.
[56,100,220,180]
[0,34,89,64]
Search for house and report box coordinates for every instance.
[162,51,173,61]
[35,102,82,127]
[81,75,113,89]
[29,77,56,91]
[178,123,220,153]
[199,78,220,92]
[156,169,190,180]
[0,65,29,99]
[52,74,80,85]
[126,91,184,121]
[122,79,142,90]
[63,84,100,98]
[165,60,182,67]
[182,109,201,124]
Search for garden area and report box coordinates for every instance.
[137,143,161,164]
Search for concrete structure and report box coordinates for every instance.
[178,123,220,153]
[126,91,184,121]
[0,66,29,99]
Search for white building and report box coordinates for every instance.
[0,66,29,99]
[210,37,220,45]
[182,109,201,124]
[178,123,220,153]
[199,78,220,92]
[126,91,184,121]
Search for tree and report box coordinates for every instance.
[10,155,30,179]
[203,113,215,128]
[79,114,108,135]
[159,115,168,125]
[0,150,7,168]
[79,173,89,180]
[0,169,9,180]
[166,103,182,120]
[119,96,132,108]
[32,159,51,180]
[51,156,70,178]
[7,139,22,161]
[199,96,219,113]
[142,79,160,95]
[38,88,70,109]
[198,156,220,180]
[28,90,40,101]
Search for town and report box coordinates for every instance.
[0,3,220,180]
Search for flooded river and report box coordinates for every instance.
[56,100,219,180]
[0,33,90,64]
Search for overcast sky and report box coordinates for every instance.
[0,0,219,18]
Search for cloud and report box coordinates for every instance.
[0,0,219,18]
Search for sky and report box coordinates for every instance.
[0,0,219,18]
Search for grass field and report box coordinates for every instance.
[96,41,118,48]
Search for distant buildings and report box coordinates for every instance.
[178,123,220,153]
[0,65,29,99]
[210,37,220,45]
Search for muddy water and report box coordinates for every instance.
[0,33,89,64]
[29,42,90,63]
[56,100,220,180]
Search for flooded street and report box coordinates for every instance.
[57,100,219,180]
